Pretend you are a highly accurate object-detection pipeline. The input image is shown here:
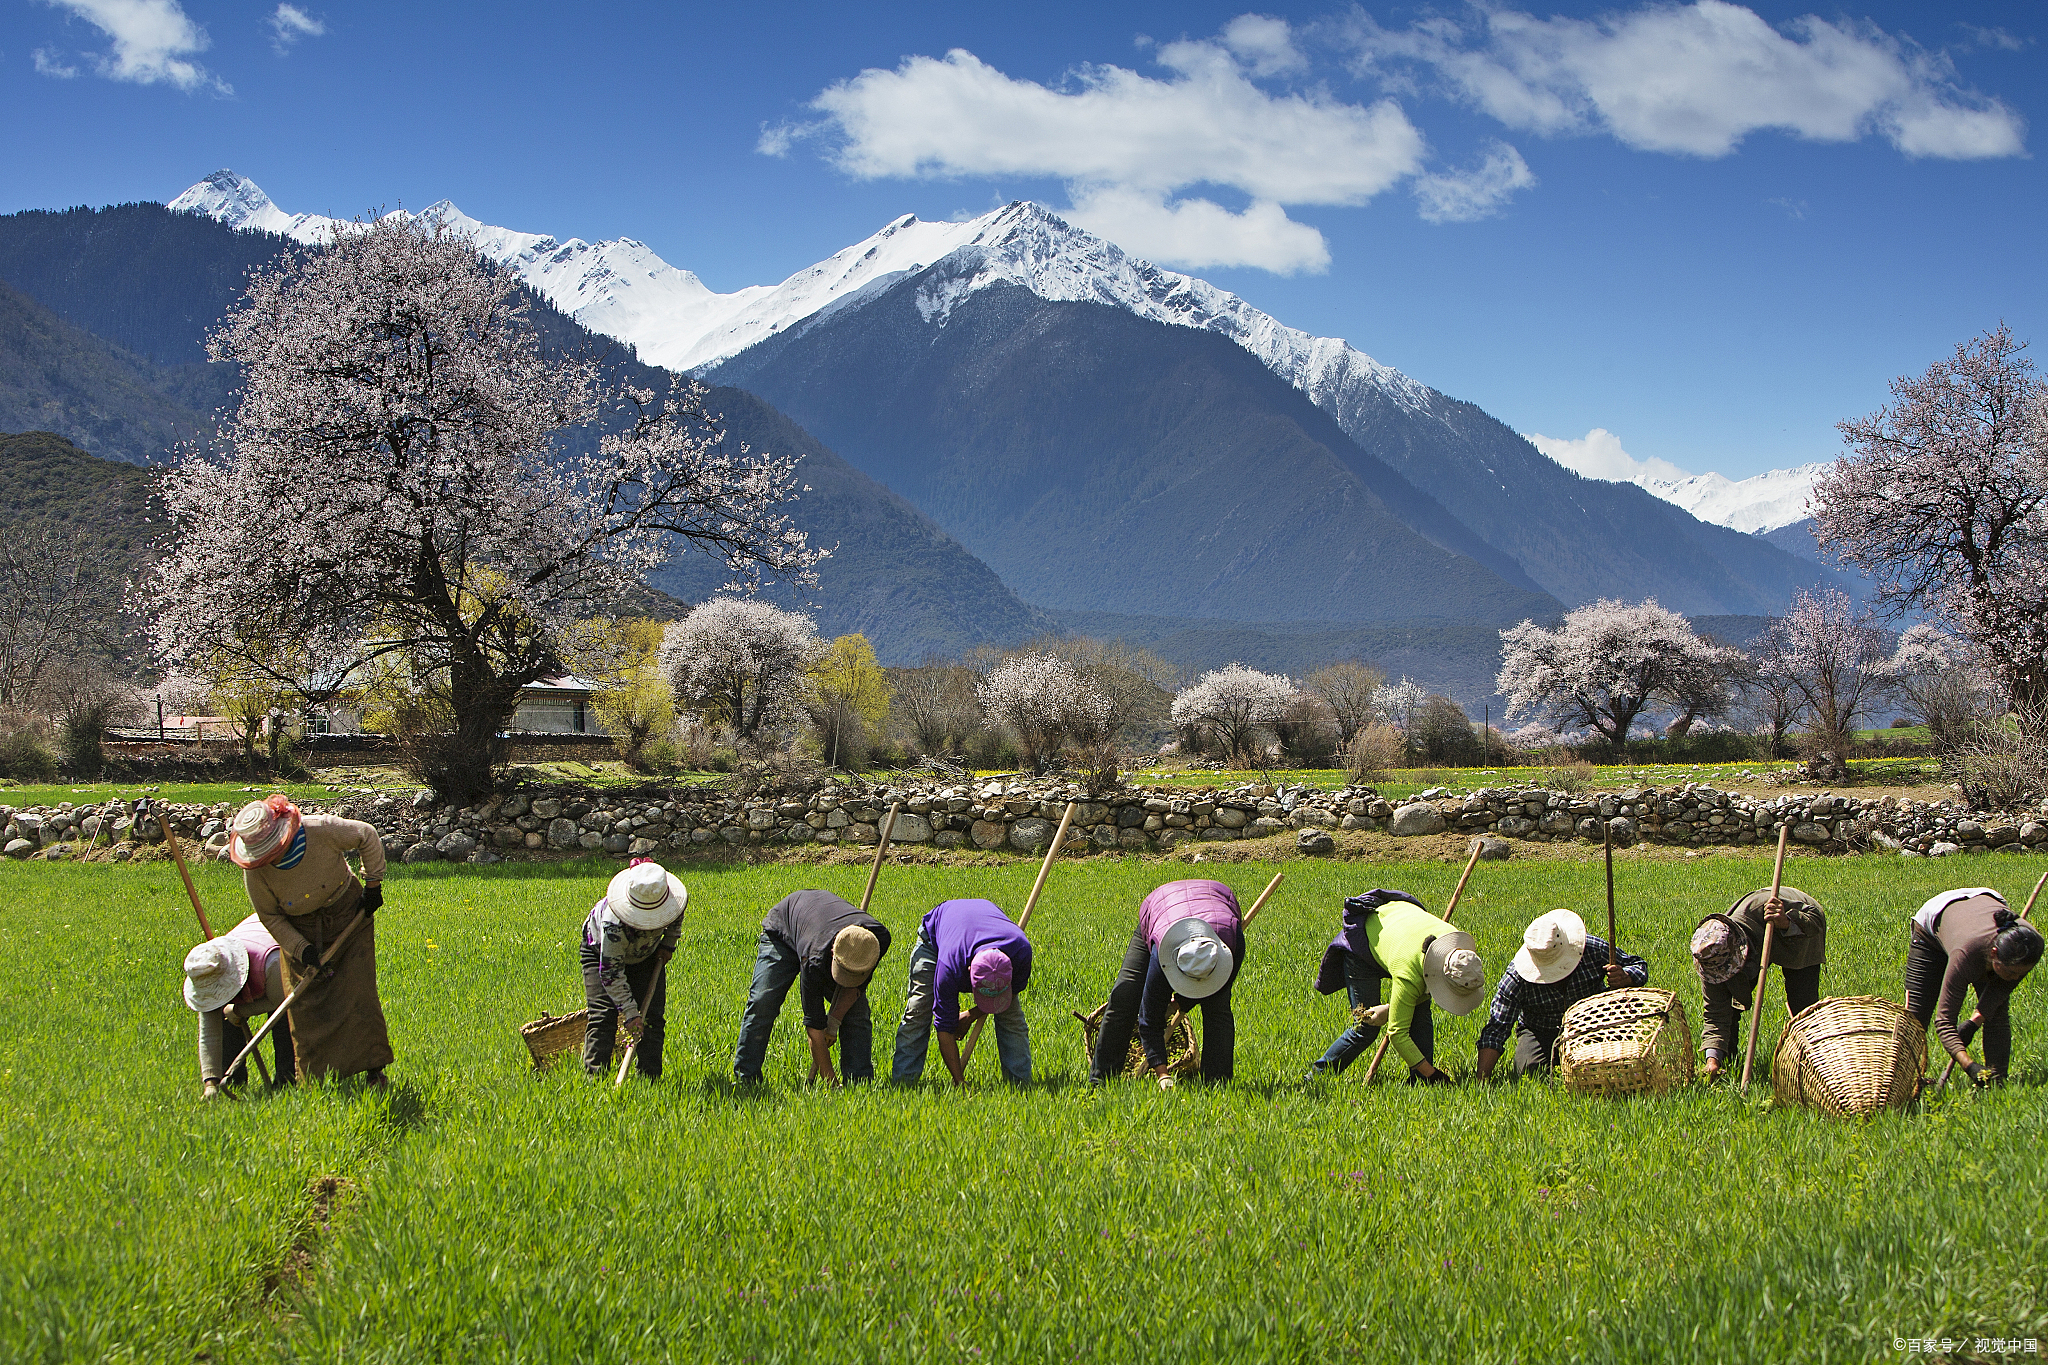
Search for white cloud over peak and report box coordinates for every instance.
[39,0,224,92]
[1347,0,2025,160]
[269,4,325,53]
[791,26,1437,274]
[1525,427,1691,484]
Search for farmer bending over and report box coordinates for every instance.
[1476,909,1647,1080]
[1310,892,1490,1080]
[891,897,1033,1086]
[1310,890,1485,1083]
[581,861,686,1079]
[182,913,295,1099]
[234,795,392,1086]
[1091,880,1251,1085]
[1692,886,1828,1079]
[733,889,890,1086]
[1905,887,2043,1088]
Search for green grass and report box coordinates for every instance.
[4,851,2043,1363]
[1142,756,1945,799]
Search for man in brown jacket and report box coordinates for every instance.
[233,795,393,1085]
[1691,886,1827,1079]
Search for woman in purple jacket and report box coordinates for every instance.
[1089,879,1244,1086]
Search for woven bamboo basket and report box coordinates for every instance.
[1556,987,1695,1097]
[520,1009,621,1070]
[1073,1000,1201,1078]
[1770,995,1925,1119]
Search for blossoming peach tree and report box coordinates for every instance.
[142,215,820,797]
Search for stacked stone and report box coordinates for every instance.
[0,799,227,861]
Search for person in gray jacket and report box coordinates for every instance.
[1691,885,1828,1079]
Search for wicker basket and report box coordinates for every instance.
[1771,995,1926,1119]
[1556,987,1695,1097]
[1073,1000,1201,1078]
[521,1009,621,1070]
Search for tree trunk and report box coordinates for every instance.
[436,671,517,801]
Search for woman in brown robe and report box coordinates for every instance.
[232,794,393,1085]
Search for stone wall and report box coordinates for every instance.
[5,778,2045,864]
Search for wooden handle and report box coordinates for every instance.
[1603,820,1617,968]
[222,908,367,1081]
[961,803,1077,1069]
[613,962,666,1088]
[1739,824,1792,1091]
[149,800,215,940]
[1361,843,1485,1084]
[1238,872,1285,927]
[858,803,902,915]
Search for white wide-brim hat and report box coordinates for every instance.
[1513,908,1588,985]
[183,938,249,1012]
[1423,930,1487,1015]
[1159,915,1235,1000]
[607,862,687,931]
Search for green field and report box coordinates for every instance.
[3,849,2042,1364]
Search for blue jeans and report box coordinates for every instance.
[1313,947,1433,1075]
[731,929,874,1082]
[890,926,1031,1083]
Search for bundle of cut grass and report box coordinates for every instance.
[1557,987,1695,1097]
[1072,1000,1200,1078]
[1771,995,1926,1119]
[520,1009,620,1070]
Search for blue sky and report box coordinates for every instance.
[3,0,2042,481]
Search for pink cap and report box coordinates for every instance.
[969,947,1015,1014]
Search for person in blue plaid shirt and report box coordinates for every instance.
[1475,907,1649,1079]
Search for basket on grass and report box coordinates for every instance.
[1770,995,1926,1119]
[1073,1000,1201,1078]
[520,1009,622,1070]
[1556,987,1695,1097]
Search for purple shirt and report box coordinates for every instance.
[922,899,1033,1035]
[1138,880,1244,955]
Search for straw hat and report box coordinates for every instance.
[182,938,249,1012]
[970,946,1016,1014]
[1690,914,1749,985]
[1423,930,1487,1014]
[1514,909,1588,984]
[1159,915,1235,999]
[605,862,687,931]
[831,925,882,985]
[230,795,301,869]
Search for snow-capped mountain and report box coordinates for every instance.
[1641,464,1828,535]
[170,170,1432,412]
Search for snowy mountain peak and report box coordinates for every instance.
[172,172,1433,419]
[1525,426,1826,534]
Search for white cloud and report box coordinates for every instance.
[33,46,79,77]
[801,31,1428,273]
[1349,0,2025,160]
[269,4,325,53]
[1525,428,1692,484]
[40,0,224,92]
[1066,186,1331,273]
[1413,140,1535,222]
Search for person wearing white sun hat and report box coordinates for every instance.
[1474,908,1648,1080]
[234,793,391,1085]
[1319,892,1485,1085]
[1090,879,1249,1085]
[581,859,688,1079]
[182,913,295,1099]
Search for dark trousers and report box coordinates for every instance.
[1312,948,1434,1076]
[731,930,874,1083]
[1905,926,2011,1073]
[581,941,665,1079]
[220,1014,296,1088]
[1091,928,1235,1082]
[1511,1023,1559,1077]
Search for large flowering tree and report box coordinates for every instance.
[1497,599,1737,749]
[1814,325,2048,725]
[144,216,818,797]
[1750,588,1894,754]
[1170,664,1298,763]
[977,651,1112,772]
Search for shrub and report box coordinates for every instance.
[1955,725,2048,811]
[1344,725,1403,785]
[1542,759,1597,793]
[0,724,57,782]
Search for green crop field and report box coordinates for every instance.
[3,849,2042,1364]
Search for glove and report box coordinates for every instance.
[359,884,384,916]
[1962,1060,1986,1086]
[1958,1015,1980,1047]
[1418,1067,1452,1086]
